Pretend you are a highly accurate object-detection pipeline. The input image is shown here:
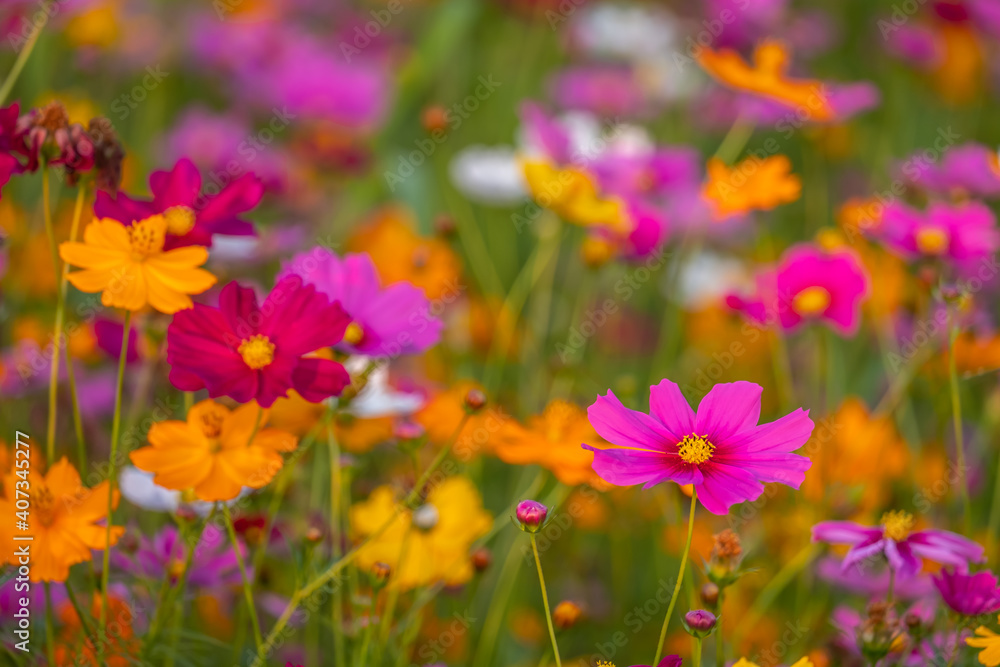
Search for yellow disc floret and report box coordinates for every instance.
[792,285,831,316]
[881,510,915,542]
[163,205,197,236]
[678,434,716,465]
[238,334,276,370]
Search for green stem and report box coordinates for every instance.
[223,503,264,651]
[42,169,60,464]
[693,636,703,667]
[530,533,562,667]
[328,417,346,667]
[62,187,88,470]
[255,413,471,662]
[356,591,378,667]
[887,568,896,607]
[0,0,52,105]
[99,310,131,658]
[715,589,725,667]
[653,489,698,667]
[948,310,972,535]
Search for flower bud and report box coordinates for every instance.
[435,213,457,237]
[394,420,425,441]
[305,526,323,544]
[682,609,718,638]
[412,503,440,531]
[581,236,615,269]
[464,388,487,413]
[553,600,583,630]
[700,582,720,607]
[175,505,198,522]
[371,562,392,587]
[515,499,547,532]
[87,116,125,194]
[471,547,492,572]
[421,105,449,134]
[707,529,744,586]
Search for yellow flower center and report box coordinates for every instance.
[163,205,196,236]
[678,434,716,465]
[343,322,365,346]
[915,227,949,255]
[180,488,198,503]
[792,286,831,316]
[196,407,226,439]
[128,215,167,257]
[596,662,616,667]
[167,558,186,579]
[882,510,915,542]
[238,334,275,369]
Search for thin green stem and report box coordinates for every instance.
[887,568,896,607]
[255,413,472,662]
[530,533,562,667]
[653,489,698,667]
[328,417,346,667]
[223,503,264,651]
[62,187,88,470]
[99,310,131,659]
[42,169,60,464]
[0,0,52,105]
[948,309,972,535]
[715,589,725,667]
[356,590,378,667]
[693,636,703,667]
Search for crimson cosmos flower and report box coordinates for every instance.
[166,276,351,407]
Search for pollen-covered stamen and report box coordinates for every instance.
[881,510,915,541]
[238,334,275,370]
[343,322,365,346]
[915,227,949,255]
[128,215,167,256]
[678,434,716,465]
[32,485,56,527]
[196,406,227,439]
[792,285,831,316]
[163,205,196,236]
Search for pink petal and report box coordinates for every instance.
[587,390,673,452]
[694,381,762,441]
[648,379,696,440]
[583,444,703,488]
[292,357,351,403]
[695,462,765,515]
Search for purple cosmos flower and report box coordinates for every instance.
[94,157,264,249]
[0,103,25,199]
[631,657,682,667]
[933,568,1000,616]
[111,524,245,589]
[583,379,814,515]
[902,143,1000,198]
[279,248,443,356]
[816,557,936,600]
[726,244,870,336]
[877,200,1000,266]
[812,512,985,578]
[550,65,650,119]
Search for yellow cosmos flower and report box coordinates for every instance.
[522,160,630,233]
[0,457,122,582]
[734,659,813,667]
[59,215,216,314]
[703,155,801,218]
[350,476,492,590]
[967,619,1000,666]
[130,400,297,502]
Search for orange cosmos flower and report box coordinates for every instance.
[1,457,122,582]
[55,591,139,666]
[129,400,297,502]
[346,206,461,300]
[703,155,801,218]
[494,399,610,489]
[951,332,1000,376]
[698,40,833,121]
[59,215,216,314]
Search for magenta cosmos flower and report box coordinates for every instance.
[726,243,870,336]
[933,568,1000,616]
[583,379,814,515]
[0,103,25,199]
[95,157,264,249]
[278,248,443,356]
[166,276,351,407]
[878,200,1000,266]
[904,143,1000,198]
[812,511,985,578]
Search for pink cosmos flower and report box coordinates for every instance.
[812,513,985,578]
[933,568,1000,616]
[0,103,25,200]
[95,157,264,249]
[902,143,1000,197]
[726,244,870,336]
[278,248,443,356]
[583,379,814,515]
[877,200,1000,266]
[166,276,351,407]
